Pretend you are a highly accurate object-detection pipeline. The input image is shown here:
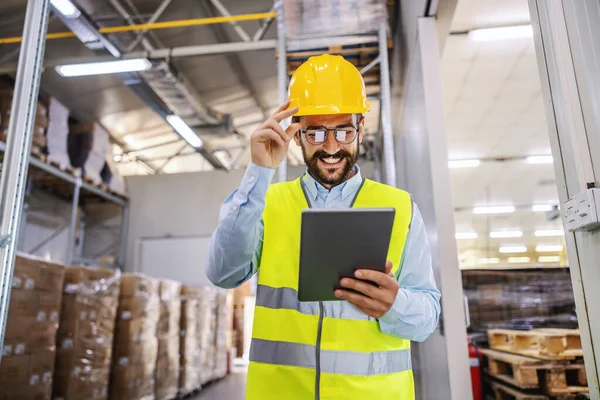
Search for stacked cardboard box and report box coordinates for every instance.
[53,266,120,400]
[179,285,202,394]
[111,274,160,400]
[199,287,217,385]
[214,291,233,379]
[0,89,48,148]
[155,279,182,400]
[0,255,65,400]
[46,97,71,170]
[232,281,251,357]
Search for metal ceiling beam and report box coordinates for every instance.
[208,0,251,42]
[199,0,271,118]
[253,6,276,41]
[126,0,173,52]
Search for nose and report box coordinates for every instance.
[322,130,340,154]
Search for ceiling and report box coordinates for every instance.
[442,0,566,268]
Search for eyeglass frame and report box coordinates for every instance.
[292,115,364,146]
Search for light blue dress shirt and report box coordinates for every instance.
[206,162,441,342]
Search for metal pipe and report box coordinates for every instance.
[253,6,276,41]
[360,55,381,75]
[0,0,50,361]
[118,205,130,269]
[276,0,288,183]
[0,12,278,44]
[378,23,396,187]
[64,177,81,264]
[123,138,182,155]
[126,0,173,52]
[209,0,251,42]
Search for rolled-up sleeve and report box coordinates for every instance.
[205,162,274,289]
[378,204,441,342]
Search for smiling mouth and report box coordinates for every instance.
[319,155,343,166]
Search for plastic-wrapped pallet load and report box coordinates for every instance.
[53,265,120,400]
[214,291,233,379]
[179,285,202,395]
[155,279,182,400]
[111,274,160,400]
[0,255,65,400]
[46,97,71,169]
[198,287,216,385]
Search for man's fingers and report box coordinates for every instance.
[272,106,299,123]
[334,289,383,311]
[340,277,383,300]
[256,130,286,147]
[353,269,397,288]
[263,119,287,140]
[271,100,291,116]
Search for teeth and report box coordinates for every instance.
[322,157,341,164]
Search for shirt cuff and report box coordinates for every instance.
[378,289,409,330]
[240,162,275,196]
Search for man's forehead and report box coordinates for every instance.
[301,114,354,126]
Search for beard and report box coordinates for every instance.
[301,143,359,187]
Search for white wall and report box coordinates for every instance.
[124,162,375,284]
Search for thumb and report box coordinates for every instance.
[384,261,393,275]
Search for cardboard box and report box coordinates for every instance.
[181,285,203,299]
[118,296,160,321]
[0,350,55,400]
[155,354,179,400]
[159,279,181,302]
[158,337,180,359]
[110,363,155,400]
[116,317,158,341]
[157,301,181,338]
[63,266,120,297]
[12,255,65,293]
[120,273,160,298]
[114,337,158,366]
[233,280,252,306]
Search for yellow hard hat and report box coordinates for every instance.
[288,54,370,116]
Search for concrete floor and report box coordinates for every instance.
[190,372,247,400]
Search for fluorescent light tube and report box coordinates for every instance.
[473,206,516,214]
[532,205,554,212]
[499,246,527,254]
[527,155,554,164]
[535,229,565,237]
[469,25,533,42]
[56,59,152,77]
[448,159,481,169]
[167,115,203,148]
[536,244,564,252]
[490,231,523,239]
[538,256,560,263]
[478,258,500,264]
[50,0,81,18]
[456,232,478,240]
[508,257,531,263]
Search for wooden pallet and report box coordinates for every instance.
[482,349,588,395]
[488,329,583,360]
[488,379,549,400]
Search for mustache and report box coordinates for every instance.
[311,150,352,160]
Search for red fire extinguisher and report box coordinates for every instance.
[468,336,482,400]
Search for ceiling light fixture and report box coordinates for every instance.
[473,206,516,214]
[499,246,527,254]
[478,258,500,264]
[490,230,523,238]
[535,229,565,237]
[55,59,152,77]
[448,159,481,169]
[536,244,564,252]
[456,232,478,240]
[50,0,81,18]
[508,257,531,263]
[527,155,554,164]
[538,256,561,263]
[113,154,122,162]
[532,205,555,212]
[469,25,533,42]
[166,115,203,148]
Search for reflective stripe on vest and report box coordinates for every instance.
[247,178,415,400]
[250,338,412,376]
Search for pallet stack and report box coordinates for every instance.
[482,328,588,399]
[200,288,218,385]
[0,255,65,400]
[155,279,182,400]
[111,274,160,400]
[0,89,48,150]
[179,285,202,395]
[54,266,120,400]
[232,281,251,358]
[214,291,233,379]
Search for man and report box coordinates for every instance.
[206,54,441,400]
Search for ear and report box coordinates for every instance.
[293,131,301,146]
[358,116,365,144]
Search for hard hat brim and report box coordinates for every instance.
[290,100,371,117]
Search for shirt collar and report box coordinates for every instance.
[302,165,363,202]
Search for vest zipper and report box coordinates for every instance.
[315,301,324,400]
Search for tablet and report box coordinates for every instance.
[298,208,395,302]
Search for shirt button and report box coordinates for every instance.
[231,205,238,212]
[249,175,256,182]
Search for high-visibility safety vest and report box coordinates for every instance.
[246,177,415,400]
